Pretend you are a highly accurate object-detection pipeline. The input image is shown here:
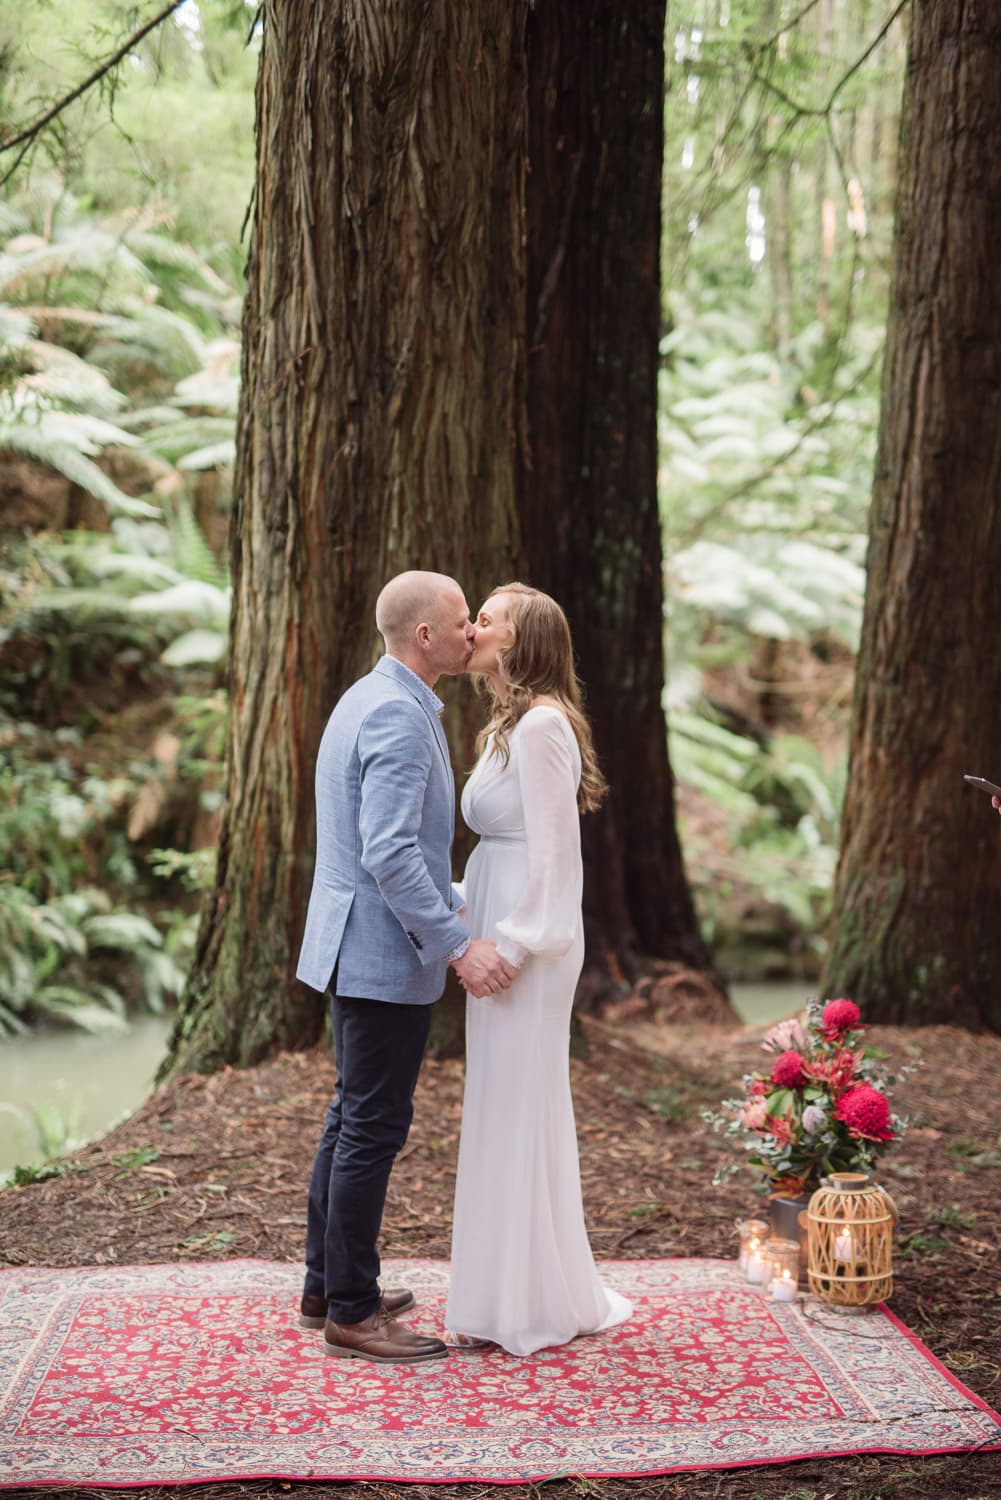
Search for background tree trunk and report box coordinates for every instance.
[164,0,526,1075]
[822,0,1001,1030]
[520,0,720,1010]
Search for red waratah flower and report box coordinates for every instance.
[834,1084,895,1142]
[821,998,863,1039]
[771,1050,807,1089]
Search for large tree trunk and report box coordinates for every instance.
[822,0,1001,1030]
[521,0,721,1010]
[164,0,525,1075]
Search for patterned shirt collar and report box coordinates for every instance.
[381,654,444,716]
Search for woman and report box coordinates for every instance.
[445,582,632,1355]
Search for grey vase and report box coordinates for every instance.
[769,1193,812,1255]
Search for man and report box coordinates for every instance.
[297,570,515,1364]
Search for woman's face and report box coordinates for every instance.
[468,592,515,678]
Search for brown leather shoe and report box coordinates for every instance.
[299,1288,415,1329]
[323,1307,447,1364]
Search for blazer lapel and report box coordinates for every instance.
[374,657,455,812]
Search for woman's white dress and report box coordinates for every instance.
[445,705,632,1355]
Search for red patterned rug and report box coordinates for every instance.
[1,1258,998,1487]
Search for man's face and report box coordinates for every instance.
[427,587,475,677]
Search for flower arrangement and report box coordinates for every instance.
[705,998,909,1197]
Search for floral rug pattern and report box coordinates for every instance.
[1,1258,998,1485]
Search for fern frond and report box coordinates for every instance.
[122,231,234,296]
[178,439,235,471]
[0,421,160,519]
[83,912,163,950]
[0,306,35,344]
[172,344,240,415]
[22,339,127,415]
[165,495,226,587]
[92,304,209,383]
[133,414,235,463]
[0,230,150,298]
[33,984,129,1034]
[161,629,227,666]
[128,580,231,626]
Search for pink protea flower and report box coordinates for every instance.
[821,998,863,1039]
[762,1016,808,1054]
[835,1084,895,1142]
[739,1098,769,1131]
[771,1050,807,1090]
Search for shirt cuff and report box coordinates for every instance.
[446,935,471,964]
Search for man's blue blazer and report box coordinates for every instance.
[296,654,467,1004]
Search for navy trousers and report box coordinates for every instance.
[304,992,432,1324]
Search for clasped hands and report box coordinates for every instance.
[451,939,518,999]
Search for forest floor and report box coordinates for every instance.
[2,1013,1000,1500]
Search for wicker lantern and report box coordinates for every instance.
[806,1172,897,1307]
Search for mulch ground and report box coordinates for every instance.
[2,1013,1000,1500]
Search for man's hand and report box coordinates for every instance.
[451,939,517,998]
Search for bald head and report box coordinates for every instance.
[376,570,463,650]
[375,570,473,686]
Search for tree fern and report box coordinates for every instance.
[0,420,159,519]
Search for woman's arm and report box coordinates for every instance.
[494,709,583,967]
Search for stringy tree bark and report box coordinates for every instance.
[822,0,1001,1029]
[164,0,525,1075]
[519,0,719,1009]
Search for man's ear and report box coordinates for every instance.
[415,622,432,647]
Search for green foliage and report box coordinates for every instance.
[0,1,256,257]
[5,1157,80,1188]
[0,740,131,897]
[944,1136,1001,1172]
[660,0,905,963]
[669,710,843,939]
[0,880,187,1037]
[662,294,874,672]
[112,1145,161,1172]
[149,845,217,893]
[0,20,242,1043]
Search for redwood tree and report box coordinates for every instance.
[822,0,1001,1029]
[521,0,717,1005]
[164,0,526,1074]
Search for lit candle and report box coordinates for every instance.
[746,1245,768,1284]
[834,1224,855,1263]
[737,1219,769,1273]
[771,1268,797,1302]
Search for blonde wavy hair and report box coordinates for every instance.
[474,582,607,814]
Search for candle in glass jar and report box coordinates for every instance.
[737,1218,769,1273]
[771,1268,797,1301]
[746,1246,769,1284]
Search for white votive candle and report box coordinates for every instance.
[746,1250,768,1285]
[771,1269,797,1301]
[834,1226,855,1263]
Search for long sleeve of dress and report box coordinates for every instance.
[494,709,583,967]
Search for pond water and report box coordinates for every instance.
[0,981,810,1176]
[0,1016,172,1177]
